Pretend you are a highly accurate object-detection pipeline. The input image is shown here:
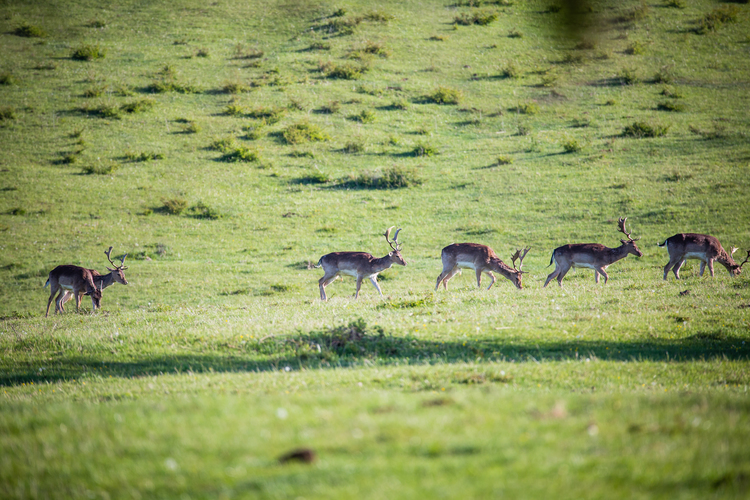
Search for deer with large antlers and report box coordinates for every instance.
[544,217,643,287]
[435,244,530,290]
[56,247,129,313]
[315,227,406,301]
[44,265,102,317]
[658,233,749,280]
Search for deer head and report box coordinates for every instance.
[384,226,406,265]
[617,217,643,257]
[105,246,129,284]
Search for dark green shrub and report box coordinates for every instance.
[688,124,728,140]
[657,101,685,112]
[515,124,531,136]
[391,99,409,110]
[622,121,669,138]
[0,107,16,121]
[87,19,107,28]
[412,142,438,157]
[343,141,365,154]
[664,0,685,8]
[242,122,265,140]
[322,61,369,80]
[653,67,675,84]
[426,86,463,105]
[332,8,347,17]
[162,197,188,215]
[208,137,237,152]
[619,68,639,85]
[575,40,596,50]
[323,16,363,35]
[350,110,376,123]
[0,73,16,85]
[188,201,222,219]
[454,11,498,26]
[344,166,422,189]
[83,85,107,97]
[82,162,118,175]
[220,146,260,163]
[320,101,341,114]
[147,79,200,94]
[696,6,739,34]
[515,102,539,115]
[563,139,582,153]
[72,44,106,61]
[283,121,330,144]
[248,106,286,124]
[508,29,523,38]
[182,121,201,133]
[14,24,46,37]
[624,41,646,55]
[222,80,251,94]
[296,172,330,184]
[501,62,519,78]
[223,103,245,116]
[430,34,450,41]
[364,11,395,22]
[496,155,513,165]
[126,151,164,162]
[660,86,683,99]
[195,48,210,58]
[307,41,331,51]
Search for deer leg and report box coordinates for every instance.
[435,268,450,291]
[319,274,337,301]
[594,270,600,284]
[663,258,678,280]
[354,276,363,299]
[46,286,60,317]
[369,276,383,297]
[707,259,715,277]
[485,271,496,290]
[544,266,561,288]
[475,269,483,289]
[596,267,609,284]
[672,260,685,279]
[556,266,571,287]
[442,267,461,290]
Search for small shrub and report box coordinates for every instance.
[696,6,739,34]
[162,197,188,215]
[571,117,591,128]
[126,151,164,162]
[188,201,222,220]
[343,141,365,154]
[195,48,210,58]
[147,79,199,94]
[283,121,330,145]
[223,103,245,116]
[351,109,376,123]
[322,61,369,80]
[624,41,646,55]
[14,24,46,37]
[660,86,683,99]
[562,139,582,153]
[664,0,685,8]
[0,73,16,85]
[657,101,685,112]
[364,11,395,23]
[83,85,107,97]
[619,68,639,85]
[81,103,120,119]
[222,80,251,94]
[320,101,341,114]
[242,122,265,140]
[60,153,79,164]
[501,62,519,78]
[248,106,286,124]
[8,207,26,216]
[220,146,259,163]
[345,166,422,189]
[622,121,669,138]
[234,44,264,60]
[515,102,539,115]
[426,86,463,105]
[653,67,675,84]
[208,137,237,152]
[688,124,728,140]
[323,16,363,35]
[454,11,499,26]
[430,34,450,41]
[560,52,584,64]
[496,155,513,165]
[391,99,409,110]
[508,29,523,38]
[72,44,106,61]
[288,99,305,111]
[82,162,118,175]
[515,124,531,136]
[307,41,331,51]
[0,107,17,121]
[575,39,596,50]
[332,8,347,17]
[183,121,201,134]
[86,19,107,28]
[540,72,558,87]
[546,4,562,13]
[412,142,438,157]
[605,99,617,106]
[120,98,155,114]
[296,172,330,184]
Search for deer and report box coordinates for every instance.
[435,244,530,290]
[658,233,749,280]
[544,217,643,287]
[56,247,129,313]
[316,227,406,301]
[44,265,102,317]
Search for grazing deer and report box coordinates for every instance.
[57,247,129,312]
[435,244,530,290]
[316,227,406,301]
[45,265,102,317]
[658,233,749,280]
[544,217,643,287]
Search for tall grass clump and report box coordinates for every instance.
[14,23,46,37]
[161,197,188,215]
[696,6,739,34]
[454,11,499,26]
[622,121,669,138]
[412,142,439,157]
[220,146,260,163]
[0,107,16,121]
[0,73,16,85]
[283,122,330,145]
[425,86,463,105]
[343,166,422,189]
[72,44,106,61]
[321,61,369,80]
[120,98,155,114]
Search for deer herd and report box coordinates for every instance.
[43,219,749,313]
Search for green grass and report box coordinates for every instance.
[1,0,750,497]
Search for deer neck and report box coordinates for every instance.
[371,254,397,273]
[94,272,116,290]
[608,244,634,265]
[716,250,737,269]
[490,258,516,278]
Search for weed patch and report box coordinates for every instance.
[656,101,685,112]
[14,24,46,37]
[0,107,17,121]
[412,142,439,157]
[622,121,669,138]
[120,98,155,114]
[340,166,422,189]
[220,146,260,163]
[82,162,118,175]
[321,61,369,80]
[161,197,188,215]
[425,86,463,105]
[283,122,330,145]
[454,11,499,26]
[125,151,164,162]
[72,44,106,61]
[696,6,739,34]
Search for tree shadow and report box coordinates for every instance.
[2,325,747,387]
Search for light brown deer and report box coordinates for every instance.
[44,265,102,317]
[435,244,530,290]
[316,227,406,301]
[544,217,643,287]
[56,247,129,312]
[658,233,749,280]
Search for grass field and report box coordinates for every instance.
[1,0,750,497]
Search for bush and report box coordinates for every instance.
[247,106,286,123]
[208,137,237,152]
[242,122,265,140]
[283,122,330,144]
[14,24,46,37]
[688,124,728,140]
[350,110,376,123]
[426,86,463,105]
[660,86,683,99]
[296,172,330,184]
[120,98,155,114]
[391,99,409,110]
[515,102,539,115]
[195,48,210,58]
[664,0,685,8]
[183,121,201,134]
[412,142,439,157]
[622,121,669,138]
[496,155,513,165]
[515,124,531,136]
[364,11,395,23]
[223,103,245,116]
[72,44,106,61]
[82,162,118,175]
[508,29,523,38]
[0,107,17,121]
[624,41,646,55]
[657,101,685,112]
[0,73,16,85]
[187,201,222,220]
[430,34,450,41]
[126,151,164,162]
[147,79,200,94]
[562,139,582,153]
[322,61,369,80]
[501,62,519,78]
[344,166,422,189]
[162,198,188,215]
[307,41,331,51]
[343,141,365,154]
[322,16,363,35]
[653,67,675,84]
[619,68,639,85]
[697,6,739,34]
[222,80,251,94]
[220,146,259,163]
[454,11,499,26]
[320,101,340,114]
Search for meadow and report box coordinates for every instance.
[1,0,749,497]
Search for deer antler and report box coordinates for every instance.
[617,217,639,242]
[105,246,128,270]
[738,249,750,269]
[731,246,739,256]
[384,226,402,252]
[511,247,531,272]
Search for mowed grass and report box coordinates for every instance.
[1,0,750,497]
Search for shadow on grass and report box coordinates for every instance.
[2,319,748,386]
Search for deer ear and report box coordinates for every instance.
[107,267,115,272]
[620,239,628,244]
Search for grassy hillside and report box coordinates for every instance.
[1,0,749,498]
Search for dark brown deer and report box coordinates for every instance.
[658,233,749,280]
[57,247,128,312]
[45,265,102,317]
[316,227,406,301]
[544,217,643,287]
[435,244,530,290]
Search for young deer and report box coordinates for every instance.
[544,217,643,287]
[658,233,749,280]
[45,265,102,317]
[56,247,128,312]
[316,227,406,301]
[435,244,530,290]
